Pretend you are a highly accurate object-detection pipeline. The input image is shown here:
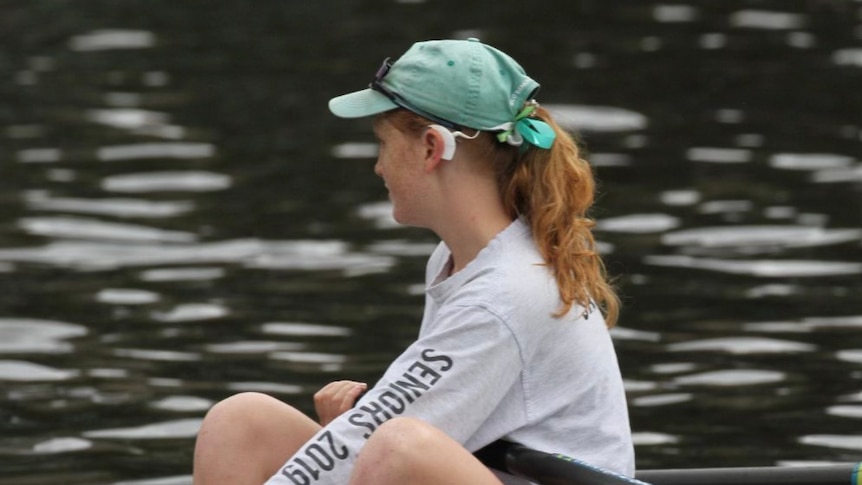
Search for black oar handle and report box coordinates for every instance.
[475,440,862,485]
[505,443,651,485]
[636,462,862,485]
[475,440,650,485]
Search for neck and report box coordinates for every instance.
[431,175,514,275]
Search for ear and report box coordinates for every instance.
[422,127,449,172]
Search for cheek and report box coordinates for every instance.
[378,147,401,176]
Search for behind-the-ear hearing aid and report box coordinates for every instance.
[428,124,481,160]
[428,124,457,160]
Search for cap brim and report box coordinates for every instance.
[328,88,398,119]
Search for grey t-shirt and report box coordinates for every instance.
[265,219,634,485]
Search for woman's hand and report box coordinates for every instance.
[314,380,368,426]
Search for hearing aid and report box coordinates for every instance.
[428,124,481,160]
[428,124,457,160]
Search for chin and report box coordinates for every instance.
[391,212,410,225]
[391,211,422,229]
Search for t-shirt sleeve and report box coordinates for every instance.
[263,304,523,485]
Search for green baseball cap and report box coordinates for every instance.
[328,38,541,131]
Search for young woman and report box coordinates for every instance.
[193,38,633,485]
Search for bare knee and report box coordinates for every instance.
[198,391,320,449]
[202,392,281,429]
[369,417,441,451]
[351,417,444,482]
[351,418,501,485]
[194,392,320,485]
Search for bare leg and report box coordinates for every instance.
[348,417,503,485]
[193,392,321,485]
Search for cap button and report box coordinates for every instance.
[467,37,480,42]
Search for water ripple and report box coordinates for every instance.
[0,318,87,354]
[632,432,680,446]
[96,288,162,305]
[97,142,215,161]
[660,190,701,207]
[813,165,862,183]
[545,104,648,132]
[113,349,201,362]
[835,350,862,365]
[798,434,862,451]
[261,322,352,337]
[32,437,93,454]
[624,380,659,393]
[698,202,754,219]
[673,369,786,386]
[225,382,303,394]
[26,193,194,218]
[366,240,438,257]
[661,226,862,252]
[151,303,229,323]
[0,239,395,274]
[204,341,304,354]
[114,476,192,485]
[596,213,680,233]
[729,10,805,30]
[650,363,698,375]
[150,396,213,412]
[16,148,62,163]
[84,418,202,440]
[769,153,855,171]
[687,147,752,163]
[744,315,862,332]
[653,5,698,23]
[87,108,166,126]
[645,255,862,277]
[246,241,395,275]
[667,337,816,354]
[833,48,862,67]
[331,142,378,159]
[610,326,662,342]
[745,283,798,298]
[826,405,862,419]
[69,29,156,51]
[632,393,693,407]
[0,360,79,381]
[356,201,398,229]
[19,216,197,243]
[139,267,226,282]
[270,351,347,364]
[101,171,231,193]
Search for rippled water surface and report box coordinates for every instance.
[1,1,861,483]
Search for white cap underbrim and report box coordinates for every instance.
[328,88,398,119]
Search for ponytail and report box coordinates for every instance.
[497,107,619,326]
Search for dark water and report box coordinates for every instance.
[1,1,861,483]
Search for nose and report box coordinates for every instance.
[373,158,383,177]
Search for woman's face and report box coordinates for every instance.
[372,118,429,227]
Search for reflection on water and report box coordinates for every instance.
[1,1,861,483]
[84,419,203,440]
[69,30,158,52]
[666,336,816,354]
[0,360,79,381]
[546,104,649,132]
[0,318,88,353]
[645,255,862,277]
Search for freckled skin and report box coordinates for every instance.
[373,120,430,227]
